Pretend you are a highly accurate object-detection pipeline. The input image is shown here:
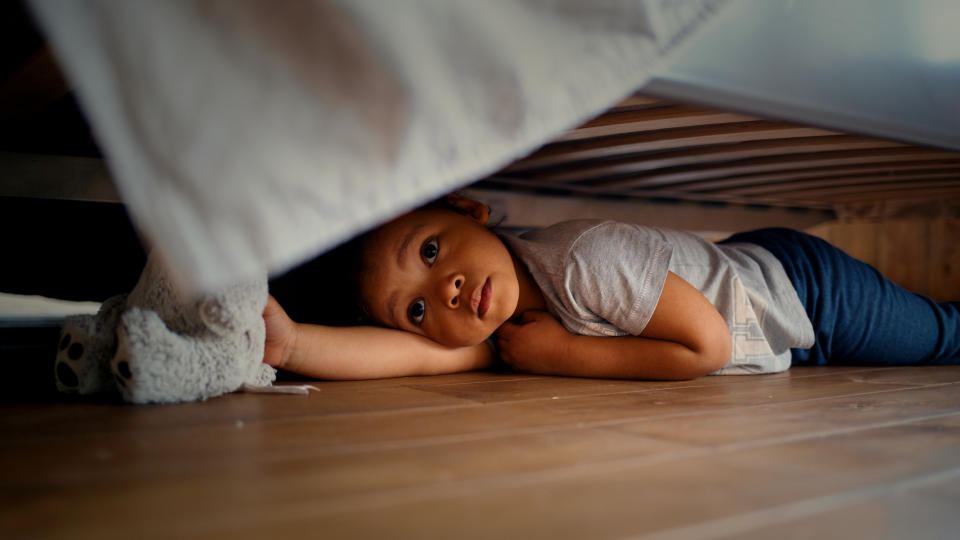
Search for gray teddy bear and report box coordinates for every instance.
[53,252,276,404]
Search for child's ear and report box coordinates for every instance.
[444,194,490,224]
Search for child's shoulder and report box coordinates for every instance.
[516,219,621,243]
[515,219,671,247]
[501,219,662,264]
[499,219,604,267]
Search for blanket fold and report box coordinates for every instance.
[30,0,728,292]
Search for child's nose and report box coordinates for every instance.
[441,273,465,309]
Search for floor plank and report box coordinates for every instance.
[1,366,958,539]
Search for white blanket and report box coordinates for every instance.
[30,0,727,292]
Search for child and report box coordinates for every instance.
[263,195,960,380]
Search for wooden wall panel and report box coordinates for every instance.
[928,217,960,301]
[807,200,960,301]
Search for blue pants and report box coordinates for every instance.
[722,228,960,366]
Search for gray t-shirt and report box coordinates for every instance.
[500,220,814,374]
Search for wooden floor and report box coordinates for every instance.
[2,366,960,539]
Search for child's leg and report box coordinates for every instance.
[723,228,960,366]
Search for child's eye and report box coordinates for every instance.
[408,299,426,325]
[421,238,439,265]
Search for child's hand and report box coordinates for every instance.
[495,310,572,374]
[262,295,298,369]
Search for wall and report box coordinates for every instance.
[806,199,960,302]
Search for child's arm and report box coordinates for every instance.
[495,272,732,380]
[263,295,493,379]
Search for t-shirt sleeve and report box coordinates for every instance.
[564,222,672,335]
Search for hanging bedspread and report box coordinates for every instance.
[30,0,728,292]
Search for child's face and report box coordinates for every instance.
[358,208,520,347]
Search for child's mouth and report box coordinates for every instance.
[472,278,492,318]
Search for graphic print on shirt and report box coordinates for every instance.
[727,276,776,368]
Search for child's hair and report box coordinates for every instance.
[268,194,488,327]
[268,233,371,326]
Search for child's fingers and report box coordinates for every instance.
[494,337,516,367]
[497,312,553,342]
[520,310,550,323]
[495,322,515,341]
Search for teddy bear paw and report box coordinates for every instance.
[110,307,157,402]
[55,316,115,394]
[54,329,84,392]
[110,343,134,395]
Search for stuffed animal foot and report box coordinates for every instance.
[55,251,275,404]
[54,295,127,395]
[112,306,275,404]
[55,315,113,394]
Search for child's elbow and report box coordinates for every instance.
[703,332,732,375]
[691,319,732,377]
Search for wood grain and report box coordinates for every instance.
[3,366,959,539]
[555,106,754,141]
[515,136,904,184]
[491,93,960,211]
